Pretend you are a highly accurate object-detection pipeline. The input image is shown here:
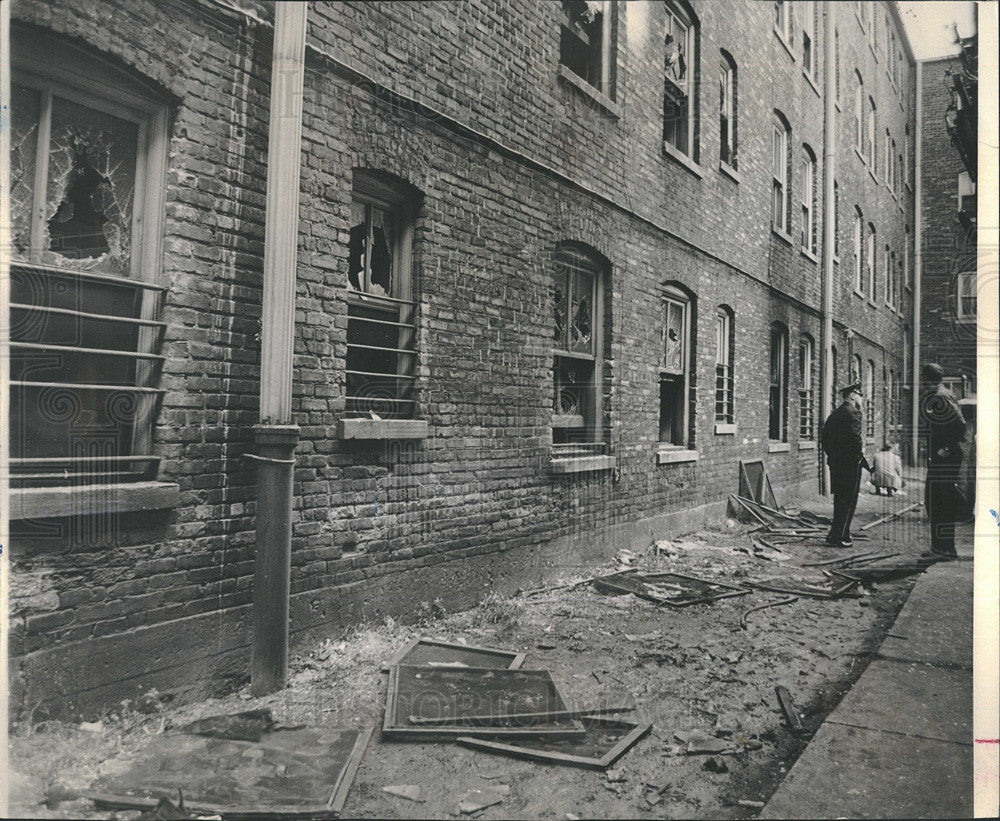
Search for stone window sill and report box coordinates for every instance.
[557,65,622,119]
[662,141,704,179]
[768,441,791,453]
[550,454,616,474]
[9,481,181,521]
[715,423,738,435]
[775,30,795,62]
[772,227,794,247]
[719,161,741,184]
[338,418,429,440]
[798,440,817,450]
[855,146,866,165]
[868,169,879,184]
[803,70,821,98]
[801,247,819,264]
[657,447,699,465]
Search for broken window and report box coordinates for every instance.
[560,0,614,96]
[9,43,167,489]
[800,145,816,254]
[553,245,607,455]
[715,307,734,424]
[663,3,695,157]
[799,336,814,440]
[854,207,864,293]
[346,172,418,419]
[772,114,790,233]
[769,324,788,442]
[659,288,692,448]
[867,223,877,301]
[719,52,737,169]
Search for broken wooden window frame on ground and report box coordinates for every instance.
[380,638,527,673]
[382,665,586,741]
[738,459,779,509]
[456,716,652,770]
[591,570,750,607]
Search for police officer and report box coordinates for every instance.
[821,383,871,547]
[920,363,967,560]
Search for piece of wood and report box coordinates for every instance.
[455,718,652,770]
[775,686,804,733]
[408,706,635,727]
[845,551,902,567]
[730,495,770,525]
[859,501,922,531]
[739,596,798,629]
[518,575,601,598]
[381,638,525,673]
[329,724,374,815]
[802,550,879,567]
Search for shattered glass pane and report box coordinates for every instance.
[663,300,684,373]
[10,84,40,258]
[44,96,138,274]
[347,201,367,290]
[570,270,593,353]
[553,272,567,347]
[369,205,394,297]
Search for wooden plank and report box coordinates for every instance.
[859,502,922,531]
[338,419,428,440]
[9,481,180,520]
[380,638,525,673]
[775,686,805,733]
[408,706,635,727]
[328,724,373,815]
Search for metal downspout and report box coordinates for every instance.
[819,2,836,493]
[912,60,922,466]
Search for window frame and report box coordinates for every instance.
[10,31,170,488]
[658,285,693,449]
[800,145,817,255]
[559,0,616,97]
[866,222,877,302]
[774,1,792,46]
[798,335,815,441]
[854,72,865,155]
[956,271,977,322]
[715,305,734,425]
[854,207,864,294]
[663,1,697,160]
[719,51,738,170]
[772,114,791,235]
[801,0,817,79]
[868,97,878,171]
[865,359,876,440]
[883,243,892,307]
[769,323,789,443]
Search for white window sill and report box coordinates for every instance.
[767,441,791,453]
[835,101,842,113]
[798,440,817,450]
[955,317,977,325]
[774,30,795,61]
[719,161,741,184]
[868,169,879,183]
[662,141,704,178]
[853,288,867,300]
[9,481,181,521]
[338,418,429,440]
[550,454,616,474]
[801,247,819,264]
[557,65,622,119]
[803,70,821,98]
[772,227,794,247]
[656,447,699,465]
[855,147,866,164]
[715,423,738,435]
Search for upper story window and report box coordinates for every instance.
[834,180,841,257]
[958,171,976,216]
[800,145,817,255]
[853,206,864,293]
[802,1,817,79]
[865,359,876,439]
[715,305,734,425]
[719,51,738,169]
[772,113,791,235]
[774,1,792,45]
[799,335,815,440]
[956,271,977,321]
[866,222,877,301]
[663,2,696,158]
[867,4,877,52]
[560,0,615,96]
[768,323,789,443]
[347,172,420,419]
[904,225,912,290]
[867,97,877,171]
[9,26,169,488]
[883,243,892,307]
[835,28,841,104]
[854,72,865,154]
[553,243,609,454]
[659,285,694,448]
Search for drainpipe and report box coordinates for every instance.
[251,1,307,696]
[818,2,836,494]
[911,60,922,467]
[1,1,13,812]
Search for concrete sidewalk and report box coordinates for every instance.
[762,534,974,819]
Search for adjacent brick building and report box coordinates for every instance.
[7,0,917,717]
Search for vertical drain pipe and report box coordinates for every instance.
[819,2,836,494]
[911,60,923,467]
[251,1,307,696]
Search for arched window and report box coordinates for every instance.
[866,223,877,300]
[10,25,169,488]
[800,145,817,254]
[830,344,839,402]
[659,284,695,449]
[956,271,977,321]
[715,305,734,425]
[769,323,789,443]
[854,207,864,293]
[347,170,421,419]
[664,1,698,159]
[774,1,791,43]
[868,97,877,170]
[854,71,864,152]
[883,243,891,306]
[904,225,912,290]
[553,243,609,454]
[719,51,738,169]
[865,360,876,439]
[799,335,815,440]
[851,353,863,388]
[772,112,791,234]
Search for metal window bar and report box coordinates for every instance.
[10,380,165,393]
[12,260,169,292]
[346,342,417,357]
[9,456,160,464]
[799,389,815,439]
[10,303,167,328]
[8,342,166,360]
[715,365,734,423]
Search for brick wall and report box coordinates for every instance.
[9,0,916,717]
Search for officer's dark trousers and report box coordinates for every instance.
[828,463,862,544]
[927,460,961,555]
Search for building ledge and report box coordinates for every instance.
[774,29,796,62]
[719,161,741,184]
[803,69,821,98]
[772,227,794,247]
[801,247,819,264]
[550,454,616,474]
[557,65,622,119]
[9,481,181,521]
[714,423,738,435]
[768,441,791,453]
[798,440,817,450]
[662,141,704,178]
[657,447,699,465]
[338,418,429,440]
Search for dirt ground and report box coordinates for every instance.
[9,482,934,820]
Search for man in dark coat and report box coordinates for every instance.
[920,363,968,560]
[821,383,870,547]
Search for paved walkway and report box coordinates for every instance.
[762,529,974,819]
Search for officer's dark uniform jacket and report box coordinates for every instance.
[925,385,966,467]
[821,401,864,474]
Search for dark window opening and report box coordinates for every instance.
[560,0,607,90]
[660,374,686,445]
